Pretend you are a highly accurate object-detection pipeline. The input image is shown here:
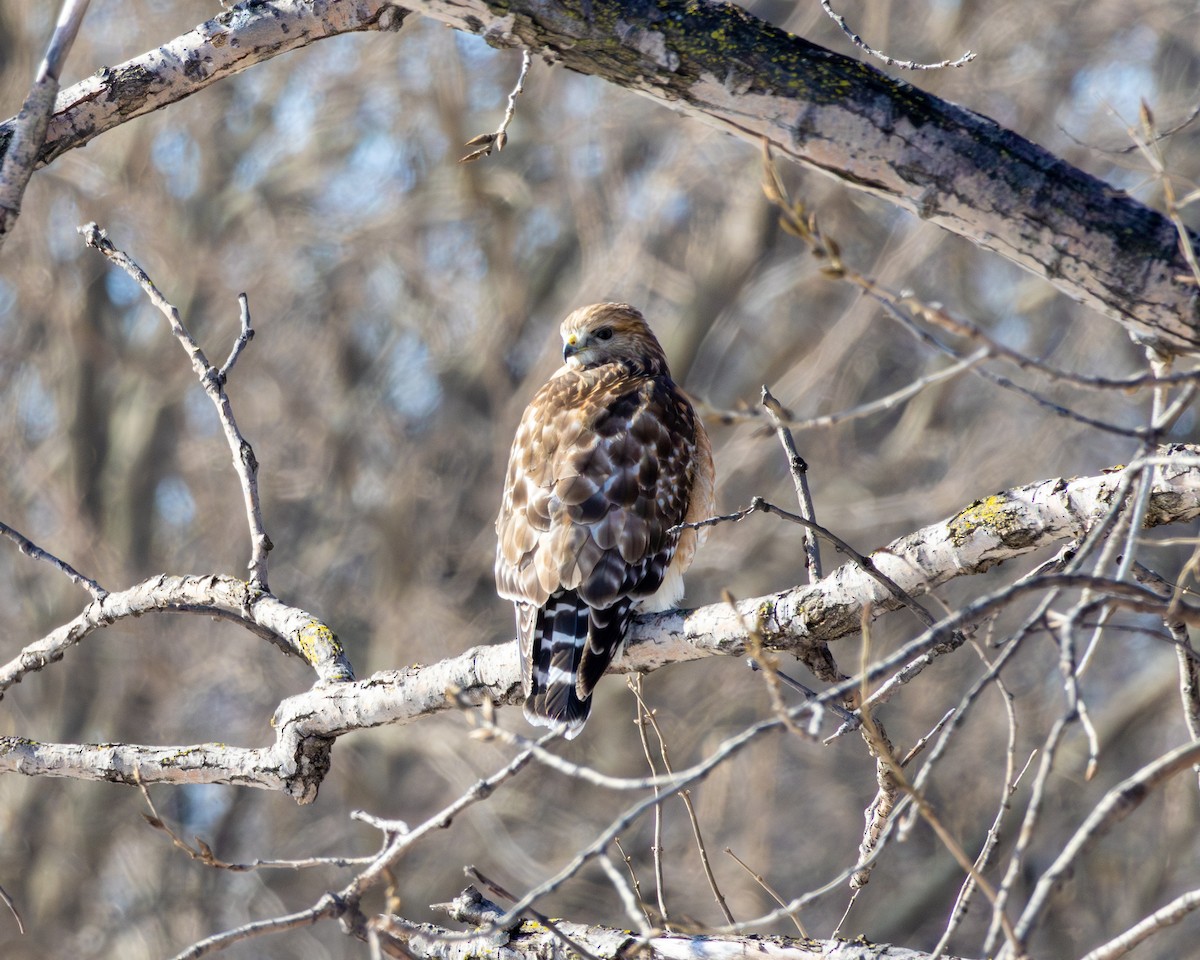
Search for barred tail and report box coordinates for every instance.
[521,590,632,738]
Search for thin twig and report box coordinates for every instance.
[762,386,822,581]
[140,779,374,871]
[79,224,274,589]
[723,847,806,936]
[631,677,671,928]
[465,866,604,960]
[1079,888,1200,960]
[0,881,22,935]
[459,49,533,162]
[173,746,539,959]
[599,853,653,935]
[218,293,256,383]
[701,350,986,430]
[855,636,1024,955]
[1012,740,1200,950]
[630,678,737,926]
[818,0,974,70]
[0,520,107,599]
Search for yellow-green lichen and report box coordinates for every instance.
[298,621,343,664]
[948,494,1037,550]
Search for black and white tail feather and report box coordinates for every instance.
[519,590,634,738]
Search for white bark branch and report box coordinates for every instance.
[0,0,1195,351]
[380,886,973,960]
[0,0,89,248]
[3,448,1199,802]
[0,574,354,696]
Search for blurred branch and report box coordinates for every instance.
[1010,738,1200,955]
[1079,888,1200,960]
[0,0,89,250]
[3,1,1198,351]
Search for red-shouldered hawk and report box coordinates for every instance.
[496,303,715,738]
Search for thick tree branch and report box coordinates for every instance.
[2,0,1197,351]
[3,448,1198,802]
[0,574,354,697]
[379,886,969,960]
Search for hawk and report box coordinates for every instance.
[496,303,715,738]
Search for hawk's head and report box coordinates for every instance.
[559,302,670,375]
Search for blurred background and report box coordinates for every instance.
[1,1,1199,957]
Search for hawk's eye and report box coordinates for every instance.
[595,327,614,341]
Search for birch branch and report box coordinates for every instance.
[3,449,1199,802]
[0,0,89,249]
[0,573,354,697]
[380,886,972,960]
[1,0,1197,352]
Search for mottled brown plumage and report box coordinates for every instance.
[496,303,715,737]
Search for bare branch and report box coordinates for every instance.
[1079,888,1200,960]
[0,0,90,249]
[761,386,821,581]
[1011,739,1200,951]
[4,1,1198,350]
[0,520,107,600]
[818,0,975,70]
[0,574,352,699]
[80,224,274,589]
[459,49,533,162]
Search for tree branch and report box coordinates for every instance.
[3,449,1198,802]
[3,0,1197,351]
[378,886,971,960]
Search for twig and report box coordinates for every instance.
[79,224,274,589]
[174,747,539,959]
[218,293,256,383]
[818,0,974,70]
[1132,101,1200,289]
[599,854,654,935]
[0,881,22,935]
[675,497,942,635]
[724,593,807,736]
[855,644,1023,955]
[459,49,533,162]
[932,643,1022,954]
[761,142,1200,401]
[761,386,821,581]
[0,520,107,600]
[1079,888,1200,960]
[631,678,671,927]
[465,866,604,960]
[1011,740,1200,951]
[1133,562,1200,787]
[984,715,1070,955]
[849,612,899,892]
[701,351,986,430]
[723,848,806,936]
[0,0,90,249]
[630,678,737,926]
[140,779,374,871]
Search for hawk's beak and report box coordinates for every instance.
[563,336,580,362]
